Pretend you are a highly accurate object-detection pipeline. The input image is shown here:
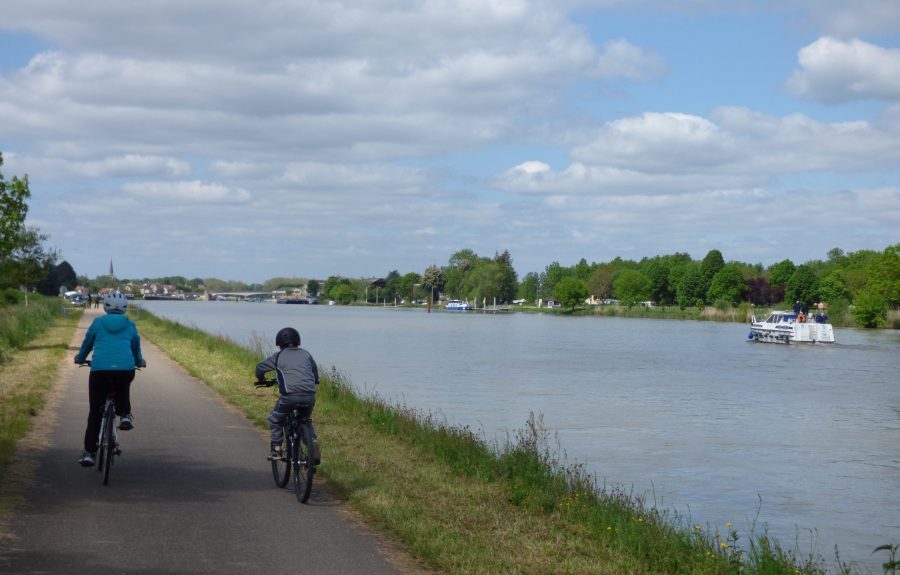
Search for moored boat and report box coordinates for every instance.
[748,311,835,344]
[445,299,472,311]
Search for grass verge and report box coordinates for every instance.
[0,305,80,470]
[136,311,855,574]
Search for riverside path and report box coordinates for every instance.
[0,307,422,575]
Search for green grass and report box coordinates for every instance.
[0,296,63,365]
[0,304,80,469]
[134,311,860,575]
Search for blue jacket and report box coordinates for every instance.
[75,313,144,371]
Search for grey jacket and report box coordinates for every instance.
[256,346,319,396]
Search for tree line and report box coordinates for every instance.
[2,150,897,327]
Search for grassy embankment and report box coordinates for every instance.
[0,298,80,469]
[135,310,854,575]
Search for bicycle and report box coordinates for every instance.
[256,379,318,503]
[78,360,140,486]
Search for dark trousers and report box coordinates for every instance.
[268,394,316,444]
[83,370,135,452]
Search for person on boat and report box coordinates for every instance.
[793,300,801,315]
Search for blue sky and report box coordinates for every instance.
[1,0,898,282]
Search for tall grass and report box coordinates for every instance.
[0,305,80,472]
[135,310,859,574]
[0,296,61,366]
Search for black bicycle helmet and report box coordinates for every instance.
[275,327,301,349]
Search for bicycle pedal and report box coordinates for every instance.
[115,448,122,455]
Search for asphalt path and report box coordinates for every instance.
[0,308,422,575]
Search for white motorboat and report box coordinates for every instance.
[445,299,472,311]
[748,311,835,344]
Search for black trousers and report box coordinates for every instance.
[83,370,135,452]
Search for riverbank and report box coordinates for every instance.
[133,310,857,575]
[0,303,79,469]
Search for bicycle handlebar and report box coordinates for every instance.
[76,358,146,369]
[255,378,277,388]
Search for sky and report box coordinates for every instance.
[1,0,899,283]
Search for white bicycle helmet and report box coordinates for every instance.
[103,292,128,314]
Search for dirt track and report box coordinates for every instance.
[0,308,422,574]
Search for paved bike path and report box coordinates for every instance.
[0,308,422,575]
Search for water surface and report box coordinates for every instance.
[140,301,900,570]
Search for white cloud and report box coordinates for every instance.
[593,39,666,81]
[122,181,251,204]
[495,108,900,195]
[4,152,190,181]
[786,37,900,103]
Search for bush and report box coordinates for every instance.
[1,289,24,306]
[852,289,888,328]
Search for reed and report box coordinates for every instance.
[134,310,858,575]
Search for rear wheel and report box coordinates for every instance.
[270,427,290,488]
[293,423,314,503]
[101,402,116,485]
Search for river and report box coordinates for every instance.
[138,301,899,571]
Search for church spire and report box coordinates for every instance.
[109,259,114,278]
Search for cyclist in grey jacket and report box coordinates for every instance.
[255,327,320,461]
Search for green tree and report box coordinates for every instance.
[866,244,900,307]
[397,272,422,302]
[707,264,747,305]
[644,258,672,305]
[784,265,820,308]
[331,284,356,305]
[518,272,540,304]
[493,250,518,303]
[0,152,32,259]
[383,270,401,303]
[768,259,796,288]
[37,260,77,296]
[307,279,320,298]
[818,272,850,305]
[676,264,705,309]
[852,287,887,328]
[422,265,444,302]
[587,266,614,300]
[0,226,55,291]
[552,277,588,310]
[574,258,591,281]
[699,249,725,301]
[322,276,350,300]
[613,269,651,306]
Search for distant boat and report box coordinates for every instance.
[445,299,472,311]
[277,298,309,304]
[748,311,835,344]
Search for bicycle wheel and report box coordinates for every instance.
[293,422,314,503]
[270,426,290,488]
[101,402,116,485]
[96,411,108,473]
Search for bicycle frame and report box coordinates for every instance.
[259,379,316,503]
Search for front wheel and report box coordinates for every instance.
[271,428,290,488]
[293,424,314,503]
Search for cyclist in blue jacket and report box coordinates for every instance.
[74,292,146,467]
[256,327,320,463]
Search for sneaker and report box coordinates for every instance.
[78,451,95,467]
[118,414,134,431]
[311,440,321,466]
[268,444,283,461]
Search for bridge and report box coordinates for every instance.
[207,291,275,301]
